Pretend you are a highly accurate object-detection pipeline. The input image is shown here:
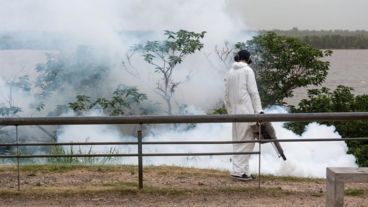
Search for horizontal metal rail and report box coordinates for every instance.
[0,151,259,159]
[142,138,368,144]
[1,112,368,125]
[0,153,139,158]
[0,142,139,147]
[0,137,367,147]
[1,112,368,191]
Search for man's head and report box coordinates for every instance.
[234,50,252,64]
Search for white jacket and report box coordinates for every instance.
[224,62,262,115]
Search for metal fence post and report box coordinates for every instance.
[15,125,20,191]
[258,123,261,189]
[137,124,143,189]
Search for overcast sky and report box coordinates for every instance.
[0,0,367,32]
[227,0,368,30]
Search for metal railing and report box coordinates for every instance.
[1,112,368,191]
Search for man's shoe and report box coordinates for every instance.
[231,174,255,181]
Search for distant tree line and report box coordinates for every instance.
[260,28,368,49]
[301,35,368,49]
[2,29,368,50]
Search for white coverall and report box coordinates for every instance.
[224,62,263,176]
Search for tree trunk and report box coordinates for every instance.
[165,96,172,115]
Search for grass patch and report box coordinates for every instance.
[47,145,119,164]
[145,165,228,177]
[261,174,324,183]
[0,185,287,198]
[0,164,326,183]
[102,181,138,189]
[345,188,365,196]
[97,180,273,197]
[0,186,137,197]
[0,164,137,173]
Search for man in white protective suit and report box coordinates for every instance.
[224,50,263,181]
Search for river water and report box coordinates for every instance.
[284,50,368,105]
[1,49,368,106]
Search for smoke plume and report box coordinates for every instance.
[0,0,253,114]
[56,107,357,178]
[0,1,357,177]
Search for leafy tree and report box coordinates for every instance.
[0,75,32,154]
[9,75,32,92]
[0,106,22,117]
[135,30,206,114]
[286,85,368,166]
[211,104,227,115]
[244,32,332,106]
[68,85,148,116]
[214,41,235,70]
[35,46,110,98]
[107,86,148,115]
[214,32,331,108]
[0,75,32,117]
[68,95,92,114]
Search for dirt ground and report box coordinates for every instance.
[0,165,367,207]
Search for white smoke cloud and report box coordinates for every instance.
[0,78,9,107]
[57,124,127,155]
[2,1,356,178]
[249,106,357,177]
[0,0,253,113]
[0,0,242,32]
[0,76,36,116]
[56,107,357,178]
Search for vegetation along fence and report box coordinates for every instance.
[1,112,368,191]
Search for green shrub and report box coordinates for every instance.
[287,85,368,166]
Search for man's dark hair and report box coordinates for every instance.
[234,50,252,64]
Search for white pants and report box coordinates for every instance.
[231,122,255,176]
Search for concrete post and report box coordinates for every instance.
[326,175,344,207]
[326,167,368,207]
